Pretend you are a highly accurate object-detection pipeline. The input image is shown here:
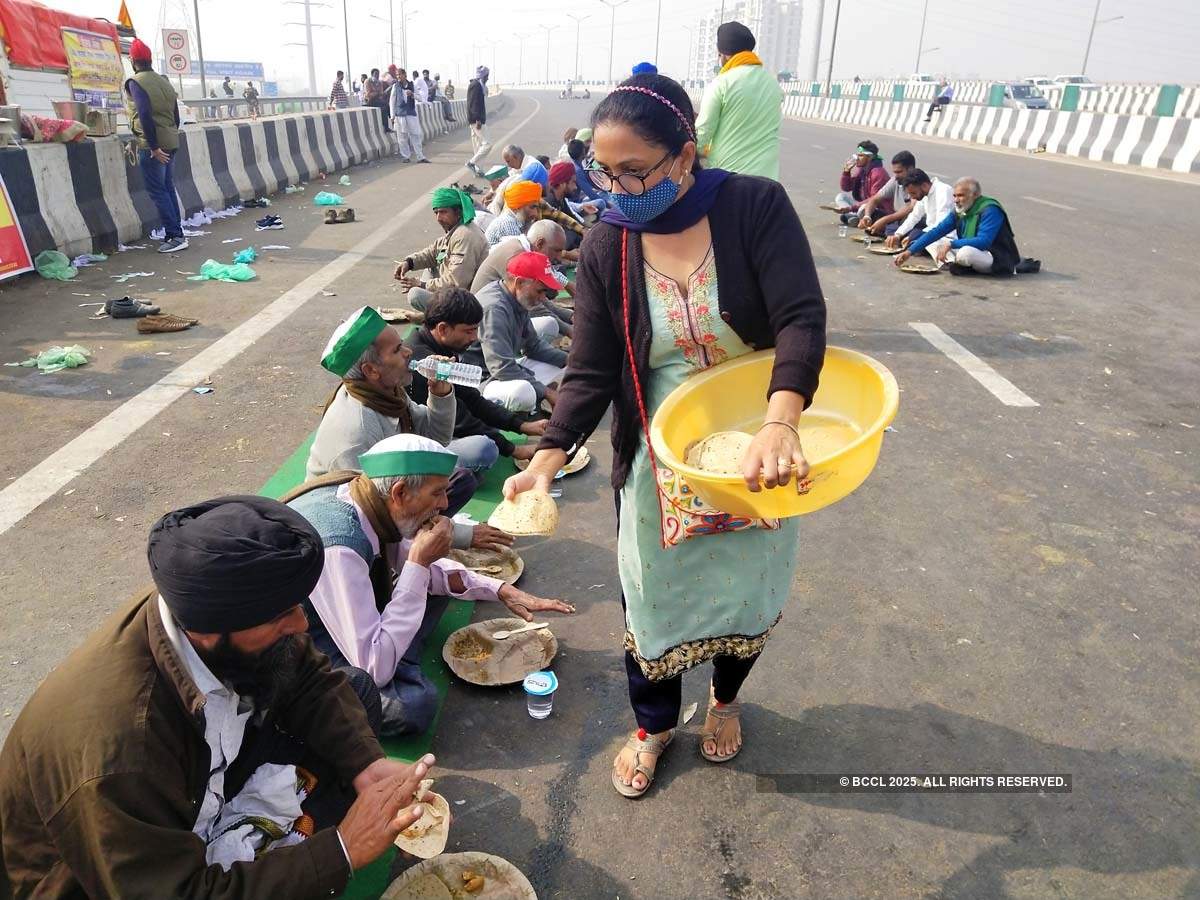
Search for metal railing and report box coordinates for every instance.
[185,95,335,122]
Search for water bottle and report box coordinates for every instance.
[408,357,483,387]
[838,224,849,238]
[523,670,558,719]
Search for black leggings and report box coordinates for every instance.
[625,645,759,734]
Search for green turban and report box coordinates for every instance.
[430,186,476,224]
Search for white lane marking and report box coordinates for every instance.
[1020,195,1077,211]
[0,100,543,537]
[909,322,1040,408]
[811,143,825,150]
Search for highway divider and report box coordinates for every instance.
[782,95,1200,176]
[0,99,470,259]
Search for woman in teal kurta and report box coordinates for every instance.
[505,73,825,799]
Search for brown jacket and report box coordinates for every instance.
[404,222,489,292]
[0,592,384,899]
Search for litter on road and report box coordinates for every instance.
[232,247,258,264]
[260,245,291,250]
[71,253,108,268]
[313,191,345,206]
[221,238,244,244]
[33,251,76,281]
[188,260,256,282]
[109,272,155,283]
[4,345,91,374]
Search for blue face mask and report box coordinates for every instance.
[609,158,681,224]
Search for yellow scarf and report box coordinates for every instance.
[720,50,762,74]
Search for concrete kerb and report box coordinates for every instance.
[784,97,1200,177]
[9,103,473,259]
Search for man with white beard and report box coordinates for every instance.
[287,434,574,737]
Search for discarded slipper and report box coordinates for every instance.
[336,208,356,223]
[324,209,339,225]
[137,314,199,334]
[105,296,160,316]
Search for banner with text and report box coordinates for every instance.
[60,27,124,108]
[0,173,34,282]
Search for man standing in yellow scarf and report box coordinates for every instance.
[694,21,784,180]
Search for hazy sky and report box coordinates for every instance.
[53,0,1200,92]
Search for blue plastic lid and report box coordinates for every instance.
[523,670,558,696]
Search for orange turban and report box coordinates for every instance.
[504,180,542,210]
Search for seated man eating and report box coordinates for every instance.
[308,306,506,552]
[471,219,575,340]
[895,177,1023,276]
[394,186,489,313]
[833,140,888,221]
[857,150,917,236]
[406,287,549,469]
[463,251,569,413]
[287,434,573,736]
[885,168,955,256]
[485,180,542,248]
[0,495,434,897]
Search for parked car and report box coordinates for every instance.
[1023,76,1054,87]
[1003,83,1049,109]
[906,73,937,84]
[1053,75,1099,90]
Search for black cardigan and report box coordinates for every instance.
[539,174,827,490]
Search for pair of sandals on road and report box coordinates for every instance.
[612,688,744,799]
[323,208,356,225]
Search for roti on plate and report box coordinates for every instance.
[487,491,559,536]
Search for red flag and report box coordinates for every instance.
[117,1,134,30]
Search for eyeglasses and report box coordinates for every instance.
[585,149,674,196]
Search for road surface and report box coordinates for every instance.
[0,92,1196,899]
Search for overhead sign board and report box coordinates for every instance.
[161,28,191,75]
[192,60,265,79]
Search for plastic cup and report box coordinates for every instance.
[523,670,558,719]
[838,225,848,238]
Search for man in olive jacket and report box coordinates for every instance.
[393,186,488,312]
[123,38,188,254]
[0,496,434,899]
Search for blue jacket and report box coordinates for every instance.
[910,205,1003,255]
[572,160,606,202]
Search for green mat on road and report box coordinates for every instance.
[258,427,521,899]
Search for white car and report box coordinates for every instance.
[1053,75,1099,90]
[1024,76,1054,87]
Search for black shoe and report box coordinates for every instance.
[1015,257,1042,274]
[105,296,161,315]
[109,296,156,317]
[157,237,189,254]
[418,158,432,164]
[256,215,285,231]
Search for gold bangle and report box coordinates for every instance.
[759,419,801,441]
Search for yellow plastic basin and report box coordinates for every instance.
[649,347,899,518]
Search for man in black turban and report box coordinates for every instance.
[716,20,756,57]
[0,495,439,898]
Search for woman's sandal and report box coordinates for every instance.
[611,728,674,799]
[700,697,743,763]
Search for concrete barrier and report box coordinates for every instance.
[781,95,1200,176]
[0,98,469,258]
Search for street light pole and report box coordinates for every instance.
[654,0,662,64]
[682,24,694,84]
[342,0,351,87]
[597,0,629,87]
[1081,2,1123,76]
[914,0,929,73]
[824,0,842,95]
[567,14,587,82]
[192,0,207,98]
[540,25,554,85]
[388,0,395,63]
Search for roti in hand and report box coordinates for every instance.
[488,491,559,536]
[393,780,451,859]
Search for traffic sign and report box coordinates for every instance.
[161,28,191,75]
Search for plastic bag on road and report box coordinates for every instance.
[232,247,257,264]
[34,250,77,281]
[338,175,351,186]
[188,259,257,282]
[312,191,345,206]
[5,344,91,374]
[72,253,108,268]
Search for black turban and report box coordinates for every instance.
[147,495,324,634]
[717,21,756,55]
